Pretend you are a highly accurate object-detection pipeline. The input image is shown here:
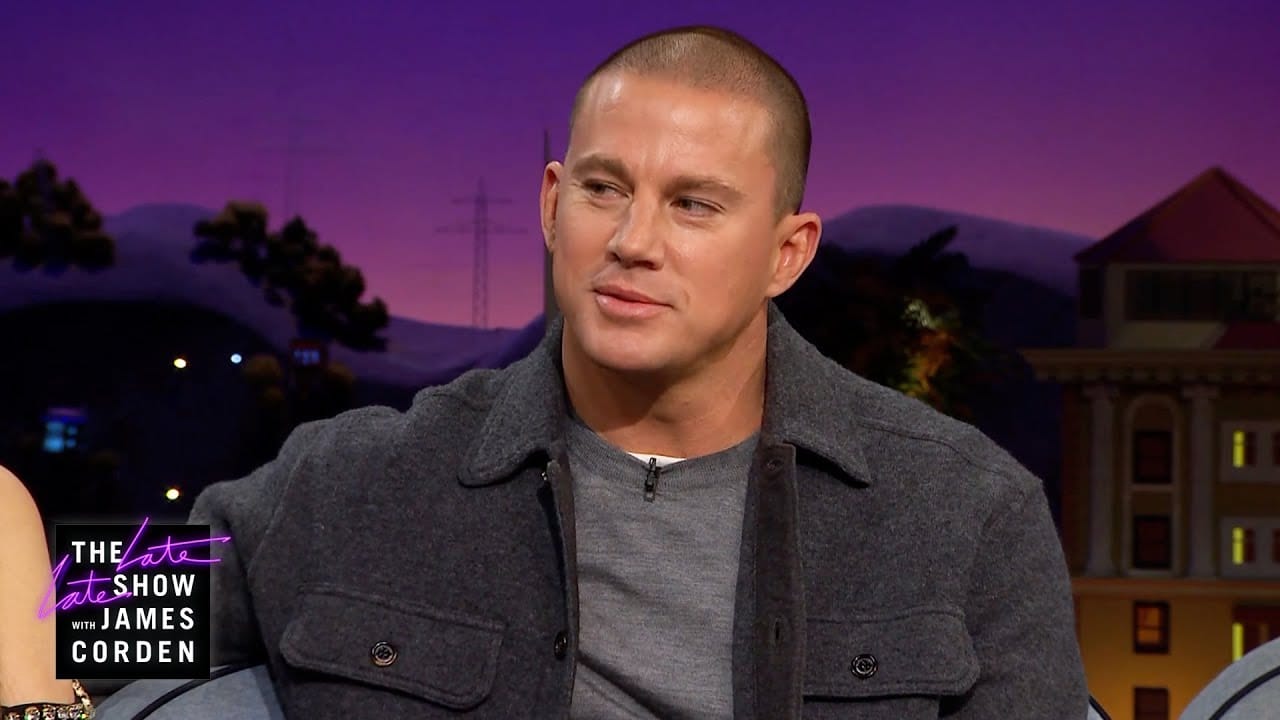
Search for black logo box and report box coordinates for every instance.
[53,523,212,680]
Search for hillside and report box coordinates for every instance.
[0,203,529,390]
[822,203,1092,295]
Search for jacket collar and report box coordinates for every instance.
[458,300,872,487]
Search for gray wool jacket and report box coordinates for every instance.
[189,301,1087,719]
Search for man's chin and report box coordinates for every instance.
[580,333,675,375]
[587,347,667,375]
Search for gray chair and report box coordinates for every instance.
[1179,636,1280,720]
[97,664,1113,719]
[95,664,283,720]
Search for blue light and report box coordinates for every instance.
[43,422,65,453]
[230,353,243,365]
[41,408,87,454]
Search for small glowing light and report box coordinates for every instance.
[230,353,243,365]
[173,357,188,370]
[164,487,181,501]
[1233,622,1244,661]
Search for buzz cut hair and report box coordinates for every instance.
[568,25,812,221]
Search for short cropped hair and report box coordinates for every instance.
[568,25,811,220]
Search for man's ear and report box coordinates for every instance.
[765,210,822,299]
[540,161,563,253]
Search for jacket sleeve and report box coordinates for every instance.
[187,420,328,668]
[947,468,1089,719]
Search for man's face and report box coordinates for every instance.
[540,71,813,378]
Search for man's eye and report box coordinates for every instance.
[584,181,618,197]
[676,197,715,214]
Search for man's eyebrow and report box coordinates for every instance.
[667,174,745,203]
[571,154,633,185]
[571,153,745,203]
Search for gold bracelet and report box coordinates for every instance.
[0,678,95,719]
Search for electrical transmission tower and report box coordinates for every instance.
[437,178,523,328]
[256,110,342,220]
[253,82,343,220]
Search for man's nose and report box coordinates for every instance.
[606,200,665,267]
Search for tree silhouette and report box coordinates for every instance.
[776,226,1012,419]
[192,201,389,350]
[0,159,115,271]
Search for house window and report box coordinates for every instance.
[1222,519,1280,579]
[1133,431,1172,484]
[1233,430,1257,468]
[1134,602,1170,654]
[1233,606,1280,659]
[1242,271,1279,320]
[1223,422,1280,482]
[1186,271,1222,318]
[1233,527,1256,565]
[1126,271,1161,320]
[1128,270,1280,321]
[1134,687,1169,720]
[1079,268,1102,319]
[1133,516,1172,570]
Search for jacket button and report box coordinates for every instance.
[553,630,569,660]
[370,641,398,667]
[765,457,783,473]
[850,654,877,679]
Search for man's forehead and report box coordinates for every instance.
[581,71,632,105]
[569,72,773,175]
[579,70,762,121]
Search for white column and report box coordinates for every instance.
[1183,385,1218,577]
[1084,384,1118,576]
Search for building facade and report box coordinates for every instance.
[1022,168,1280,720]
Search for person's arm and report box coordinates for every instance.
[0,465,76,706]
[947,467,1089,718]
[188,420,329,667]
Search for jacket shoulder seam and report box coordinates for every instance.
[413,372,502,416]
[853,416,1018,478]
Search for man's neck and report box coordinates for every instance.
[560,318,767,460]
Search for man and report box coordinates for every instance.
[191,24,1087,719]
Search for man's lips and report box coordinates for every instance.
[594,284,664,305]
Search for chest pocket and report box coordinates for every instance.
[801,607,979,719]
[277,583,507,713]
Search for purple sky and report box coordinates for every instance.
[4,0,1278,329]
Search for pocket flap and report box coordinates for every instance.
[279,583,506,709]
[804,607,978,698]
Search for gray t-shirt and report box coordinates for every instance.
[565,414,759,720]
